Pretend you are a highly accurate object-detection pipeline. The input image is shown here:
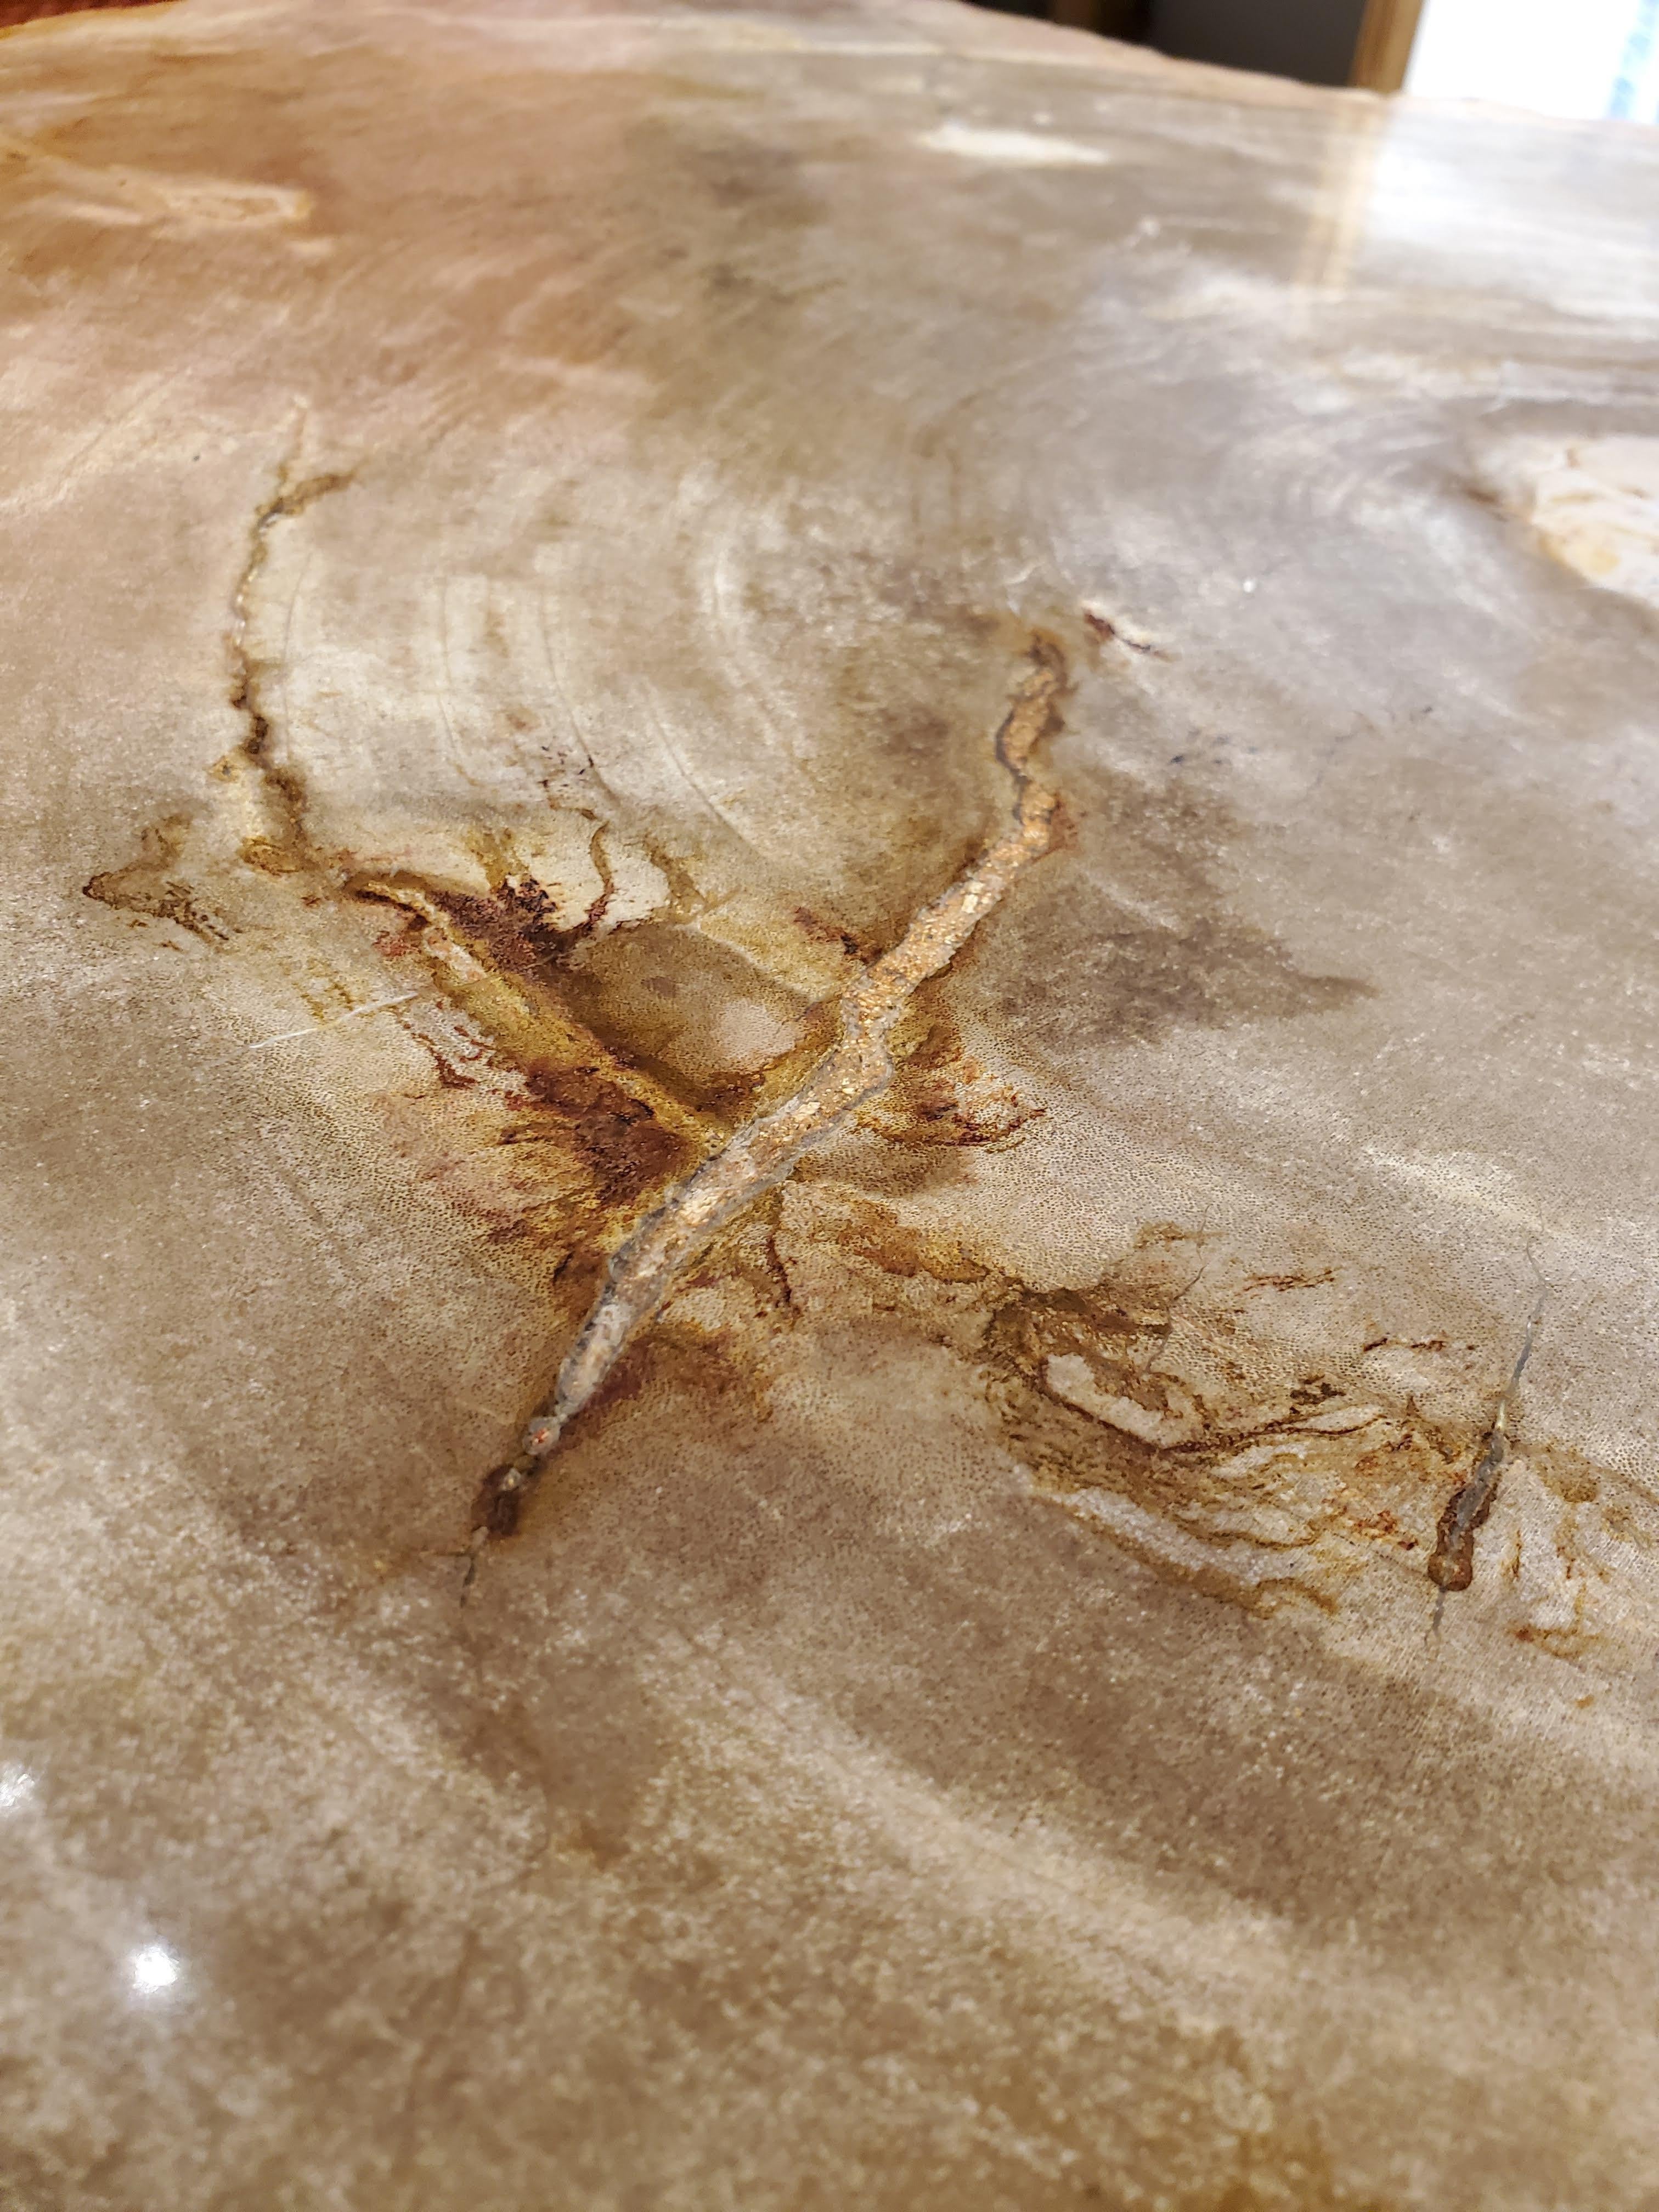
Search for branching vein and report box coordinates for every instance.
[475,639,1068,1542]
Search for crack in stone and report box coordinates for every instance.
[226,438,352,872]
[1428,1286,1548,1601]
[472,637,1069,1547]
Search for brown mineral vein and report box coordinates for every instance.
[1428,1286,1548,1600]
[229,450,351,757]
[473,640,1068,1544]
[227,442,352,872]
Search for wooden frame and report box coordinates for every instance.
[1350,0,1427,91]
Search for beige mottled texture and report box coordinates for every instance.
[2,3,1658,2206]
[1485,436,1659,612]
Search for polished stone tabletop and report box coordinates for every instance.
[3,1,1658,2204]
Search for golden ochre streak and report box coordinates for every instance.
[473,640,1066,1545]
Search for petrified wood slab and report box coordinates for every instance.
[4,1,1659,2204]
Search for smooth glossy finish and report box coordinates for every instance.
[2,3,1658,2205]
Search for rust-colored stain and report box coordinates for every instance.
[462,641,1069,1547]
[77,484,1556,1617]
[84,815,228,945]
[0,1,172,24]
[66,104,1550,1632]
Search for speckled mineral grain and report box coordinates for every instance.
[3,1,1659,2205]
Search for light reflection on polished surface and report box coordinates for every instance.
[0,1765,35,1815]
[127,1945,182,1999]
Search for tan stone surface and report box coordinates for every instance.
[3,2,1659,2204]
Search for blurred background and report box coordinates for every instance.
[2,0,1653,119]
[972,0,1659,118]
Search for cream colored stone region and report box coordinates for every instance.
[1491,435,1659,610]
[4,1,1659,2207]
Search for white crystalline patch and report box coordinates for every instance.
[1492,437,1659,613]
[345,822,495,900]
[1294,1404,1383,1434]
[1042,1353,1201,1447]
[1036,1476,1300,1588]
[917,121,1109,168]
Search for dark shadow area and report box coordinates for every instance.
[969,1,1152,37]
[1147,0,1368,85]
[966,0,1370,87]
